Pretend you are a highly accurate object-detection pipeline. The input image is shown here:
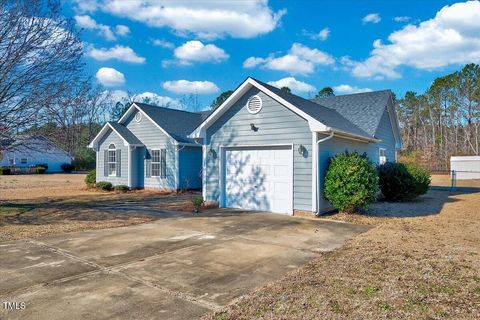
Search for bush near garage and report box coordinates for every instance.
[114,185,129,193]
[85,169,96,187]
[324,151,379,213]
[60,163,75,173]
[96,181,112,191]
[0,167,11,175]
[35,166,46,174]
[378,162,431,201]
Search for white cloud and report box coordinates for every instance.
[393,16,411,22]
[244,43,334,75]
[75,15,131,40]
[75,15,116,40]
[348,1,480,79]
[267,77,316,94]
[362,13,381,24]
[115,24,130,36]
[152,39,175,49]
[162,80,219,94]
[173,40,228,64]
[304,27,330,41]
[85,0,285,40]
[333,84,373,95]
[96,67,125,87]
[86,45,146,63]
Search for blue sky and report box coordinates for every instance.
[64,0,480,110]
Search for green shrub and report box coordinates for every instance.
[324,151,378,213]
[85,169,96,187]
[192,196,204,212]
[35,166,46,174]
[378,162,431,201]
[0,167,11,175]
[36,163,48,171]
[405,163,431,197]
[114,185,129,193]
[60,163,75,173]
[96,181,112,191]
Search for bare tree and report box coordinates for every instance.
[0,0,84,143]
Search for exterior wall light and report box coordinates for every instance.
[250,123,258,132]
[208,148,217,159]
[298,145,308,157]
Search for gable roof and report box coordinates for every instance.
[123,103,211,144]
[108,122,143,145]
[311,90,392,137]
[1,135,72,157]
[254,79,373,139]
[88,122,143,148]
[190,77,380,142]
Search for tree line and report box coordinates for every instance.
[397,63,480,170]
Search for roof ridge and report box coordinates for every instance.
[134,102,204,116]
[313,89,391,100]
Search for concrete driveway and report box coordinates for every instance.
[0,210,369,320]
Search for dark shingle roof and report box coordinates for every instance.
[134,103,211,143]
[108,122,143,145]
[311,90,392,137]
[254,79,373,138]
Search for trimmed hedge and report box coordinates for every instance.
[85,169,96,187]
[96,181,113,191]
[60,163,75,173]
[114,185,129,193]
[324,151,378,213]
[0,167,11,175]
[378,162,431,201]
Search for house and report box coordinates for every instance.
[0,135,72,172]
[88,103,209,190]
[189,77,402,215]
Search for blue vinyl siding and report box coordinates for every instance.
[124,109,177,190]
[205,87,312,211]
[96,129,128,186]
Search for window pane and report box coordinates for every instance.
[152,150,160,162]
[152,163,160,177]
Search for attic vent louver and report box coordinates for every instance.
[246,95,262,114]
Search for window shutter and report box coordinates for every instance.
[161,149,166,178]
[104,150,108,177]
[116,149,121,177]
[145,149,152,178]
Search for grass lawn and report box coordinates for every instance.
[206,184,480,319]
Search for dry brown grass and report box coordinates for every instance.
[0,174,199,241]
[207,184,480,319]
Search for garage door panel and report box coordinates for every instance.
[224,147,293,214]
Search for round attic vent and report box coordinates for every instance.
[135,112,142,122]
[246,95,262,114]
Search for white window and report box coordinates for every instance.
[20,158,27,164]
[108,143,116,176]
[151,149,166,178]
[379,148,387,165]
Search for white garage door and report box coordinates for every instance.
[224,146,293,214]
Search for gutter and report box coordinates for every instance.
[315,132,335,216]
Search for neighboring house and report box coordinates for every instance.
[88,103,209,190]
[189,77,402,215]
[0,135,72,172]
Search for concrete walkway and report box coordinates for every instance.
[0,210,369,320]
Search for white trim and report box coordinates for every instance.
[128,146,132,187]
[175,148,179,190]
[88,122,143,149]
[202,145,206,200]
[118,103,175,141]
[311,132,318,213]
[387,94,402,149]
[314,132,335,215]
[219,144,294,215]
[379,147,387,165]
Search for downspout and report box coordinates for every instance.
[315,131,335,216]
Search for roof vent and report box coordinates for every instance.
[246,95,262,114]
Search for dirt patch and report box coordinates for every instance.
[0,174,201,241]
[207,189,480,319]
